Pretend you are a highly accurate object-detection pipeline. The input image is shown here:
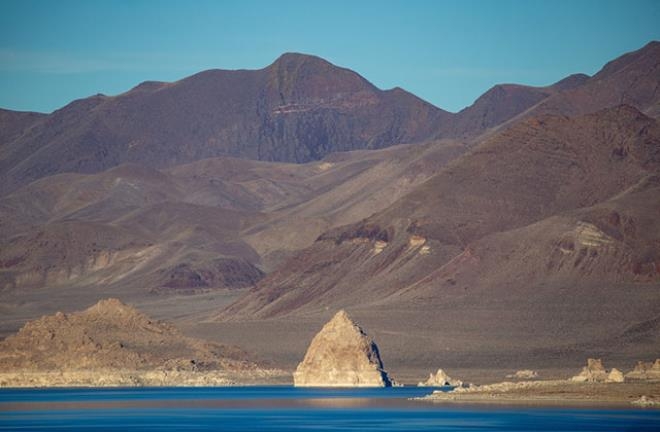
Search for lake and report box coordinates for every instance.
[1,386,659,431]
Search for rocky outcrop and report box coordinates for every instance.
[626,359,660,381]
[570,358,607,382]
[293,310,392,387]
[418,369,463,387]
[607,368,625,383]
[506,370,539,380]
[419,379,660,407]
[570,359,625,383]
[0,298,283,386]
[632,396,660,407]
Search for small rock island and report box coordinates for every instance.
[293,310,392,387]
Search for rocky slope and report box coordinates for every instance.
[1,41,659,382]
[4,42,658,196]
[528,41,660,120]
[442,73,589,138]
[0,139,463,311]
[223,105,660,319]
[0,298,250,371]
[0,53,449,195]
[293,310,392,387]
[218,105,660,378]
[0,298,282,386]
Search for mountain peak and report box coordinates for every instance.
[271,52,332,67]
[550,73,590,91]
[595,40,660,80]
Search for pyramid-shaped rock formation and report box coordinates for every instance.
[293,310,392,387]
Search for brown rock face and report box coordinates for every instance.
[293,310,392,387]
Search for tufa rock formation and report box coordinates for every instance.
[418,368,463,387]
[293,310,392,387]
[0,298,283,386]
[607,368,625,383]
[626,359,660,381]
[570,358,624,383]
[506,370,539,380]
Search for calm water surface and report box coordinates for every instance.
[1,386,659,431]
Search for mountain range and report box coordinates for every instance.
[1,41,659,382]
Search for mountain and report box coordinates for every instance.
[1,41,660,382]
[0,163,265,297]
[2,42,658,196]
[0,53,449,195]
[528,41,660,119]
[224,104,660,318]
[442,41,660,140]
[218,105,660,378]
[442,74,590,138]
[0,140,464,329]
[0,108,45,146]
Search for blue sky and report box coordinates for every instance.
[1,0,658,113]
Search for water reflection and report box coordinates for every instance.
[304,397,372,408]
[1,387,659,431]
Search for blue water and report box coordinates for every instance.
[1,386,659,431]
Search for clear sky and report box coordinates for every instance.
[1,0,659,114]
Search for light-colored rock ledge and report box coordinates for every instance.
[0,368,287,388]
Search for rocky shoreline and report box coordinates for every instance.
[0,368,288,388]
[416,380,660,407]
[415,359,660,408]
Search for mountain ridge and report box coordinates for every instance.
[3,42,658,195]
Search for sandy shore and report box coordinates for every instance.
[417,380,660,407]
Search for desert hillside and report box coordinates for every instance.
[1,41,659,383]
